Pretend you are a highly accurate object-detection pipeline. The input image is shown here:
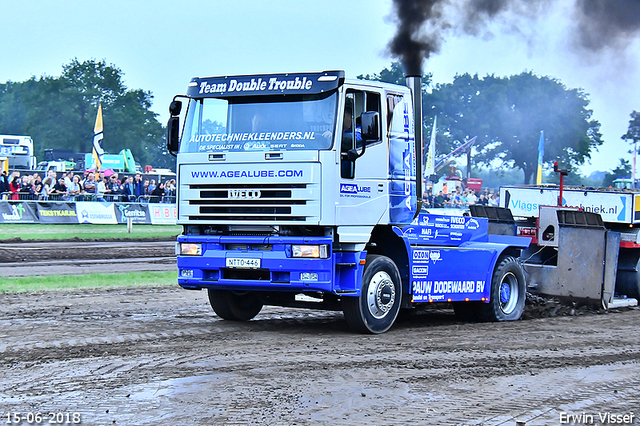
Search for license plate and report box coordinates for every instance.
[226,257,261,269]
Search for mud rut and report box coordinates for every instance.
[1,284,639,426]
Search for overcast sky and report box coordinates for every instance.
[1,0,638,176]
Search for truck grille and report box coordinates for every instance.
[186,183,314,222]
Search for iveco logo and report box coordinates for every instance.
[228,189,261,199]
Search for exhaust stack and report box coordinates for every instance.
[407,75,424,216]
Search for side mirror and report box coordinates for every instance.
[169,100,182,116]
[347,148,360,162]
[360,111,380,143]
[167,116,180,153]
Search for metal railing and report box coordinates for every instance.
[0,192,176,204]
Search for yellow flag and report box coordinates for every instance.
[92,104,104,173]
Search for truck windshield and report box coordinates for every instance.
[180,92,337,153]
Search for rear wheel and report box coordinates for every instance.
[207,289,263,321]
[477,256,526,321]
[342,255,402,334]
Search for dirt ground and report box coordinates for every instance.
[0,240,176,277]
[1,281,639,426]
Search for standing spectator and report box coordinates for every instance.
[424,188,434,209]
[67,175,82,199]
[46,170,57,185]
[53,177,70,200]
[489,193,500,207]
[132,172,146,202]
[467,189,477,205]
[142,179,150,202]
[83,172,97,197]
[165,179,176,201]
[64,171,74,189]
[120,176,134,201]
[9,172,21,200]
[40,177,54,200]
[434,191,445,208]
[107,175,121,200]
[151,181,165,203]
[19,175,33,200]
[96,176,109,202]
[0,171,9,198]
[31,175,43,199]
[147,179,156,196]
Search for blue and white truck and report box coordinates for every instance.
[167,71,531,333]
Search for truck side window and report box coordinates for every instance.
[340,90,381,179]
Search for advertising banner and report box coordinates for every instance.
[401,213,488,246]
[36,202,78,223]
[0,201,176,224]
[0,201,38,223]
[114,203,151,224]
[500,186,632,223]
[149,203,177,225]
[75,202,117,224]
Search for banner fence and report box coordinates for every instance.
[0,200,176,225]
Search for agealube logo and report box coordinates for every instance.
[339,183,371,198]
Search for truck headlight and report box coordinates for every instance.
[291,244,329,259]
[180,243,202,256]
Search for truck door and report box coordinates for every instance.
[335,89,387,225]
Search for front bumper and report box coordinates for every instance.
[176,234,364,295]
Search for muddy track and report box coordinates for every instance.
[1,286,639,425]
[0,241,176,276]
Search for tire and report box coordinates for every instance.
[342,254,402,334]
[207,289,263,321]
[477,255,526,321]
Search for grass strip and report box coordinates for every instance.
[0,224,182,241]
[0,271,178,293]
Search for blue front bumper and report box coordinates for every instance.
[176,235,364,296]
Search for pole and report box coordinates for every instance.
[553,162,569,206]
[407,76,423,217]
[634,139,637,189]
[559,172,564,207]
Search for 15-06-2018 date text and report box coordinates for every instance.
[4,412,81,424]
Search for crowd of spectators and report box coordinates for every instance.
[0,170,176,203]
[423,187,499,209]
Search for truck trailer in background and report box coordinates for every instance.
[0,135,36,170]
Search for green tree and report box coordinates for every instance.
[601,159,632,187]
[622,111,640,143]
[424,72,603,184]
[0,59,165,168]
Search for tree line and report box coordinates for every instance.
[0,59,171,169]
[1,59,638,185]
[361,62,639,185]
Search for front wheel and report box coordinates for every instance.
[477,256,526,321]
[207,289,263,321]
[342,255,402,334]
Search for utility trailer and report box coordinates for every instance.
[167,71,532,333]
[471,184,640,309]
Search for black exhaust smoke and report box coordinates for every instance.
[573,0,640,52]
[388,0,640,76]
[388,0,538,77]
[388,0,442,76]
